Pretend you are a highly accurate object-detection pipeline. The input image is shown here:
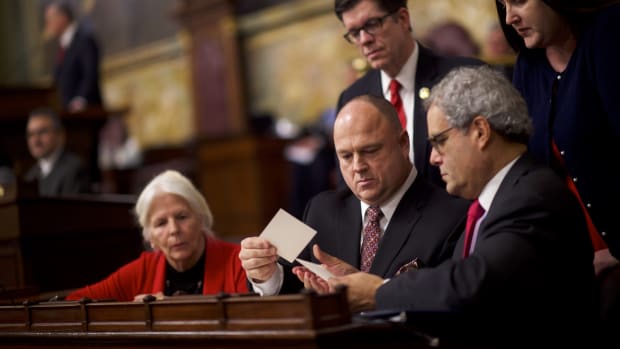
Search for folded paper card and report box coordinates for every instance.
[259,209,317,263]
[296,258,335,281]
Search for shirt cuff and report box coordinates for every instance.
[249,263,284,296]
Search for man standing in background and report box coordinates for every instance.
[334,0,483,187]
[44,0,102,112]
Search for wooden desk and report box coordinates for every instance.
[0,194,143,293]
[0,292,437,349]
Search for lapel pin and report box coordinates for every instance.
[418,87,430,100]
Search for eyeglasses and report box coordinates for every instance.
[427,126,455,153]
[343,11,397,44]
[26,127,53,139]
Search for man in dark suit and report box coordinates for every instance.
[44,1,102,112]
[239,95,468,296]
[327,66,597,346]
[24,108,91,195]
[335,0,483,188]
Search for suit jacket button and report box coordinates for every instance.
[586,203,592,208]
[601,231,607,237]
[572,177,578,182]
[560,150,565,156]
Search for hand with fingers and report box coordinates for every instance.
[238,237,279,283]
[292,244,359,294]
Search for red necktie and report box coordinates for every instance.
[389,79,407,129]
[56,45,65,65]
[463,199,485,258]
[361,206,383,272]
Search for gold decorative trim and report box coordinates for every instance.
[238,0,332,35]
[102,34,189,76]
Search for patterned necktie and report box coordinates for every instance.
[462,199,485,258]
[389,79,407,129]
[361,206,383,272]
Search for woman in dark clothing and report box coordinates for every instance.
[496,0,620,337]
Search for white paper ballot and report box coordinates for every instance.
[296,258,335,281]
[259,209,317,263]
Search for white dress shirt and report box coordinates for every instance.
[251,166,418,296]
[468,156,521,254]
[381,42,419,164]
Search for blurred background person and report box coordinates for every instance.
[481,22,515,79]
[0,149,16,188]
[44,0,102,112]
[66,170,248,301]
[422,20,480,58]
[482,23,514,61]
[23,107,91,195]
[285,58,368,218]
[98,115,142,171]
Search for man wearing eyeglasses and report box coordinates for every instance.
[23,108,91,195]
[239,95,469,296]
[335,0,483,188]
[325,66,597,346]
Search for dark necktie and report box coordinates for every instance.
[462,199,485,258]
[361,206,383,272]
[389,79,407,129]
[56,45,65,65]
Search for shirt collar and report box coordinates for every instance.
[478,155,521,211]
[360,165,417,225]
[60,22,77,49]
[38,146,63,178]
[381,41,419,95]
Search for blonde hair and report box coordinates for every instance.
[135,170,213,241]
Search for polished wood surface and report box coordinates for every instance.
[196,135,291,238]
[173,0,247,137]
[0,194,143,292]
[0,291,436,349]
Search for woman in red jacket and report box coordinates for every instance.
[67,170,248,301]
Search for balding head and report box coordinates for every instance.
[334,95,412,206]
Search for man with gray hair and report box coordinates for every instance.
[320,66,597,345]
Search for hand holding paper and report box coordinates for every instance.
[295,245,359,281]
[296,258,335,281]
[258,209,317,263]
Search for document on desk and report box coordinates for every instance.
[295,258,335,281]
[259,208,317,263]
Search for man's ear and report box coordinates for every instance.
[399,129,410,152]
[471,115,491,148]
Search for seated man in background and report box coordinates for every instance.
[321,66,597,346]
[66,170,248,301]
[239,95,469,295]
[23,107,91,195]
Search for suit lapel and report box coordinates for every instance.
[64,32,79,66]
[338,194,363,267]
[368,69,383,97]
[370,178,426,277]
[466,154,533,251]
[413,44,440,178]
[489,155,534,213]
